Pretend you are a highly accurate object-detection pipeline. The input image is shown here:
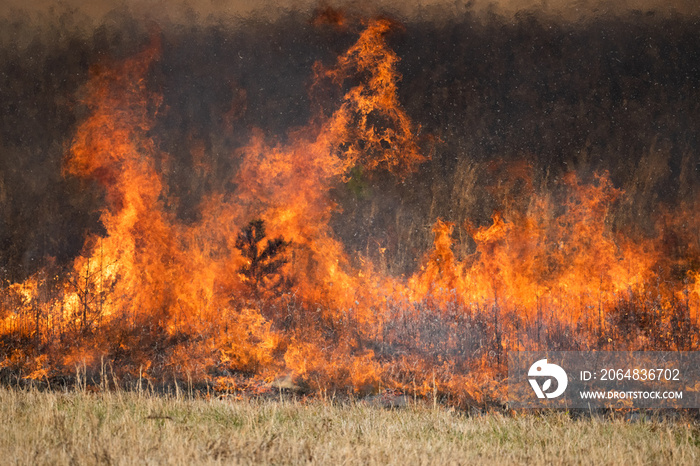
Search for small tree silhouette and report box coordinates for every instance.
[235,219,291,300]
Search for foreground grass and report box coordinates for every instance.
[0,388,698,465]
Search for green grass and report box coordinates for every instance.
[0,387,698,465]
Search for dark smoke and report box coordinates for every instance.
[1,4,699,281]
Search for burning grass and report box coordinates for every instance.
[1,386,698,465]
[1,10,700,404]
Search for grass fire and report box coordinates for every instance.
[1,1,700,412]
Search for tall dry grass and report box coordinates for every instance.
[0,387,698,465]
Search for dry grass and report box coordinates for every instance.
[0,387,698,465]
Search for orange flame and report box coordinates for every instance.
[0,17,697,406]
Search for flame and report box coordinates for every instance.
[0,16,697,405]
[410,172,659,319]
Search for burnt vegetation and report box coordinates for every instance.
[235,219,291,301]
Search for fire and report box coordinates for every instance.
[410,172,659,321]
[0,15,698,406]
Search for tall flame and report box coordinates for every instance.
[0,17,697,406]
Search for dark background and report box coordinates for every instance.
[1,6,699,281]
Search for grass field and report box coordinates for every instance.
[1,387,698,465]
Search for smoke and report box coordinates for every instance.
[1,1,699,281]
[1,0,698,27]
